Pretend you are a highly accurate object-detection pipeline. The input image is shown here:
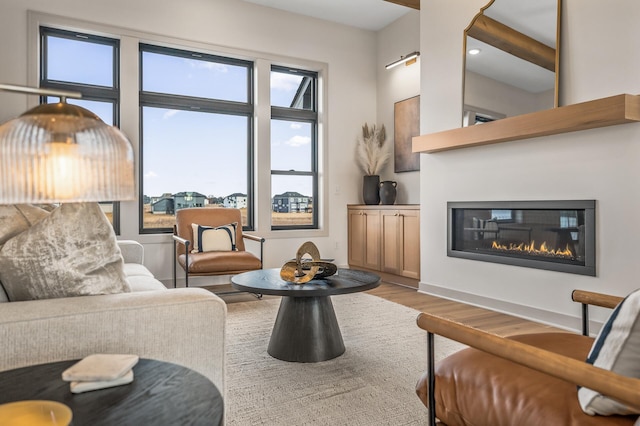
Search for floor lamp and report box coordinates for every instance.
[0,83,134,204]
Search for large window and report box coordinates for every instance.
[39,26,121,233]
[36,17,326,237]
[270,66,318,229]
[139,44,254,233]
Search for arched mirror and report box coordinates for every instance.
[463,0,561,126]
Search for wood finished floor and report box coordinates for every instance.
[213,281,565,337]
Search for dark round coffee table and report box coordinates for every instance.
[0,358,223,425]
[231,268,380,363]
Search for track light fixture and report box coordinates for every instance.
[385,51,420,70]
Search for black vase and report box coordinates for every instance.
[379,181,397,205]
[362,175,380,205]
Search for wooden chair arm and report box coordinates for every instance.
[242,233,265,265]
[572,289,624,336]
[572,289,624,309]
[172,234,190,247]
[417,312,640,414]
[242,233,265,243]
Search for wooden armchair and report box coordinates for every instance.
[172,207,264,290]
[416,290,640,426]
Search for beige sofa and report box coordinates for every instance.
[0,240,227,397]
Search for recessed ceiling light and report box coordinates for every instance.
[468,48,481,55]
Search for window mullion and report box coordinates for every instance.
[271,106,317,121]
[140,92,252,116]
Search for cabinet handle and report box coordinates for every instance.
[359,212,365,216]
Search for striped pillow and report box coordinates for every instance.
[578,288,640,415]
[191,223,237,253]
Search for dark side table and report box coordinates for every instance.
[0,358,223,425]
[232,268,380,363]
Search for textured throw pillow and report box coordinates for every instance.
[0,205,51,302]
[0,203,130,301]
[191,222,237,253]
[578,288,640,415]
[0,204,50,247]
[0,284,8,303]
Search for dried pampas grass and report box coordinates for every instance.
[356,123,389,176]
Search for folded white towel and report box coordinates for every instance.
[62,354,139,382]
[70,370,134,394]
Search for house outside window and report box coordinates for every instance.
[39,26,121,233]
[139,44,254,233]
[270,66,318,230]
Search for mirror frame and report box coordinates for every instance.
[462,0,561,125]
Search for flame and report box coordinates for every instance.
[491,240,574,258]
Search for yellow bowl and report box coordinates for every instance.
[0,400,72,425]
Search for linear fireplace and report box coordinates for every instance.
[448,200,595,276]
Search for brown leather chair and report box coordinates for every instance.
[415,290,640,426]
[172,207,264,290]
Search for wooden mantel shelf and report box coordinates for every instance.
[412,94,640,153]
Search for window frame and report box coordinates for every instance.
[138,43,255,234]
[270,65,319,230]
[39,26,122,234]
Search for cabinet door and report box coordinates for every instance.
[348,208,380,270]
[381,211,402,274]
[381,209,420,278]
[399,209,420,279]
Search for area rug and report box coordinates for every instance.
[225,292,467,425]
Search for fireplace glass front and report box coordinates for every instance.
[448,200,595,276]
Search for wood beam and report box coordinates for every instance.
[383,0,420,11]
[467,14,556,72]
[571,290,623,310]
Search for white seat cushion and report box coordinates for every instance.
[126,275,167,292]
[123,263,155,278]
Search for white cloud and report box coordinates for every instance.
[286,135,311,147]
[185,58,228,73]
[145,171,159,179]
[271,72,303,92]
[290,123,302,129]
[162,110,180,120]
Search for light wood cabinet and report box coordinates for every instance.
[348,205,420,286]
[347,207,380,270]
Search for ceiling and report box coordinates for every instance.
[239,0,412,31]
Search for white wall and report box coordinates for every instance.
[0,0,380,283]
[419,0,640,331]
[375,11,421,205]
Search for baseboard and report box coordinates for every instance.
[418,282,605,335]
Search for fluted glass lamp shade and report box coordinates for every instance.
[0,101,135,203]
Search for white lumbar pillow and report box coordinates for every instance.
[191,222,237,253]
